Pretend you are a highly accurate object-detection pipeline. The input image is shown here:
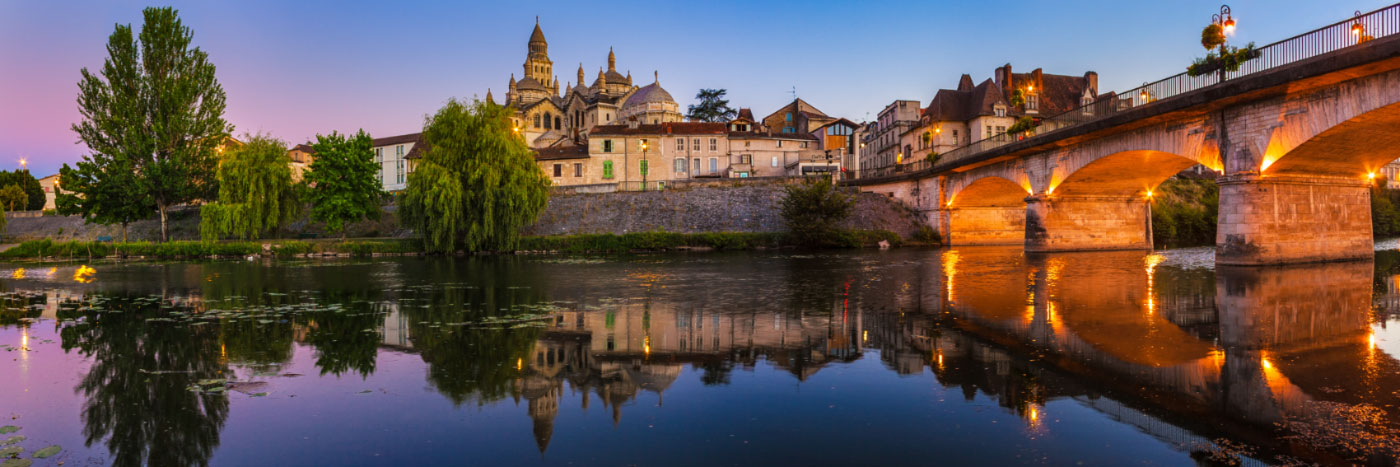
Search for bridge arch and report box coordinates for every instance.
[1051,150,1203,198]
[945,176,1027,246]
[1262,100,1400,178]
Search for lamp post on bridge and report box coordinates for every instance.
[1211,5,1237,81]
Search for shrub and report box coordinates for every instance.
[780,178,853,247]
[913,226,940,244]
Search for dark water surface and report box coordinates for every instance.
[2,247,1400,466]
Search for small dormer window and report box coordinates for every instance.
[1082,95,1095,116]
[994,106,1006,117]
[1026,94,1039,112]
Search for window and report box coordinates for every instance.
[800,142,808,148]
[987,125,993,138]
[676,138,685,151]
[693,158,700,173]
[395,145,404,157]
[395,160,404,184]
[603,140,613,153]
[603,160,614,179]
[709,138,717,151]
[777,140,783,148]
[745,141,750,147]
[739,154,752,164]
[574,163,582,177]
[374,148,383,164]
[543,113,551,129]
[554,116,561,129]
[995,107,1006,117]
[553,164,562,177]
[1026,94,1039,112]
[771,156,778,167]
[639,159,648,176]
[785,112,792,121]
[674,158,687,173]
[692,138,700,151]
[996,126,1006,135]
[708,158,718,173]
[534,114,541,128]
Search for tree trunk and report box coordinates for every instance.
[158,202,169,242]
[121,222,128,243]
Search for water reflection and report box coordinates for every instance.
[1,250,1398,464]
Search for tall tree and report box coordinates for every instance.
[686,88,737,122]
[305,130,381,239]
[0,171,45,211]
[199,134,299,240]
[57,153,151,242]
[402,99,550,253]
[0,185,27,212]
[71,6,230,242]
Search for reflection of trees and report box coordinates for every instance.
[0,290,42,325]
[220,318,294,371]
[698,359,734,386]
[297,290,383,378]
[58,296,229,467]
[405,257,548,405]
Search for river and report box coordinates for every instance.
[1,247,1398,466]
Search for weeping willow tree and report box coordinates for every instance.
[402,98,550,253]
[199,134,299,240]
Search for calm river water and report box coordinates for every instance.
[2,247,1400,466]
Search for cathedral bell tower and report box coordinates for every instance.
[523,17,556,94]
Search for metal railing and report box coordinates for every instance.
[855,3,1400,180]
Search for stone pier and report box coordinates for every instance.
[1024,195,1151,252]
[1216,174,1372,265]
[946,206,1025,246]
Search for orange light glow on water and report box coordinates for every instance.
[10,268,24,279]
[517,358,523,371]
[73,265,96,283]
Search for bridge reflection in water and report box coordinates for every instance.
[329,250,1400,461]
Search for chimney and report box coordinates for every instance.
[995,64,1012,90]
[626,116,639,129]
[1031,68,1043,90]
[1084,71,1099,96]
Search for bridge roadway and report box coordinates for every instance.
[847,6,1400,265]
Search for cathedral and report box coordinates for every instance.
[491,19,683,148]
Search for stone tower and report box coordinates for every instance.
[522,17,555,94]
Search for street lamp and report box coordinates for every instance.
[1213,5,1235,36]
[639,140,649,191]
[18,158,26,171]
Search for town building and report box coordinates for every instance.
[535,122,729,189]
[287,144,315,183]
[862,100,921,172]
[761,98,836,135]
[37,173,58,210]
[369,133,422,192]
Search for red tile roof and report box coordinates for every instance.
[534,144,589,161]
[371,133,422,146]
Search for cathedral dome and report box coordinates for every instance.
[516,76,547,91]
[622,82,675,108]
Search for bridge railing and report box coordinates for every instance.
[857,3,1400,180]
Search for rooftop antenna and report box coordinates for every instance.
[790,86,797,100]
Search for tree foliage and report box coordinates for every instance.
[685,88,737,122]
[1150,178,1219,248]
[402,99,551,253]
[780,177,853,246]
[0,171,44,211]
[70,6,230,242]
[0,185,28,212]
[199,134,299,240]
[304,130,381,238]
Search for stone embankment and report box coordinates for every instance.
[4,180,931,242]
[525,180,928,238]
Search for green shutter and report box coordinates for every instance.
[639,159,648,176]
[603,160,614,179]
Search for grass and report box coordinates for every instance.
[0,229,913,260]
[0,238,421,260]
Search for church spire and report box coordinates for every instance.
[485,88,495,105]
[607,47,616,72]
[577,63,585,86]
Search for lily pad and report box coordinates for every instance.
[1,458,32,467]
[0,428,14,435]
[249,392,269,397]
[0,445,21,457]
[31,445,59,458]
[196,379,225,387]
[0,436,22,446]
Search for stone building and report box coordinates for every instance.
[761,98,836,135]
[287,143,315,183]
[368,133,422,192]
[37,173,59,210]
[534,122,730,188]
[861,100,921,172]
[499,20,682,149]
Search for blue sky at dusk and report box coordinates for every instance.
[0,0,1385,175]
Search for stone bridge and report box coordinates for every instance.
[850,9,1400,265]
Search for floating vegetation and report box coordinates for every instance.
[0,428,15,435]
[30,446,59,459]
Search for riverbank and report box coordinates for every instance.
[0,230,917,261]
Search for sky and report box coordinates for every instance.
[0,0,1388,176]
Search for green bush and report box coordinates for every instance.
[913,226,939,244]
[780,178,853,247]
[1150,178,1218,248]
